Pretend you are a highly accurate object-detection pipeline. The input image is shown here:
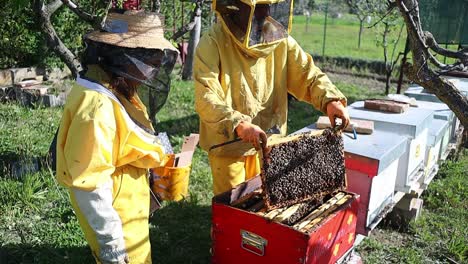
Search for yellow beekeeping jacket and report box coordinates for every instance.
[56,65,166,264]
[56,65,165,191]
[194,23,346,156]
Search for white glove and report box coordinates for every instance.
[99,236,129,264]
[72,181,129,264]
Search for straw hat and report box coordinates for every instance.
[85,11,178,52]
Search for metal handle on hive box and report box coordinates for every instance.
[240,230,268,256]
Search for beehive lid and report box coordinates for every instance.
[404,85,440,103]
[405,77,468,103]
[348,101,434,138]
[414,101,455,122]
[261,129,345,210]
[428,119,449,147]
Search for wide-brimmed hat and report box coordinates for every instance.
[85,11,178,52]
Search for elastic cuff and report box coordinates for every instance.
[322,97,347,113]
[100,237,127,263]
[232,115,252,134]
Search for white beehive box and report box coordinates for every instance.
[348,101,433,193]
[414,100,459,146]
[420,118,449,189]
[413,101,454,159]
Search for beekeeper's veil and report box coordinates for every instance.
[213,0,293,49]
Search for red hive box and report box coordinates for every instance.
[211,177,360,264]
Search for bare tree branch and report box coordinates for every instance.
[390,23,405,66]
[34,0,82,78]
[399,1,427,49]
[171,21,197,41]
[48,0,63,13]
[61,0,96,24]
[395,0,468,128]
[366,5,396,29]
[425,32,468,61]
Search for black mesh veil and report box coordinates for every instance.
[81,40,178,119]
[215,0,293,48]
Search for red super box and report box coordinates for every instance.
[211,176,360,264]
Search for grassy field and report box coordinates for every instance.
[290,13,458,66]
[0,74,466,263]
[291,14,407,61]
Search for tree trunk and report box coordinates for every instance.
[358,20,363,49]
[182,3,202,81]
[404,64,468,128]
[383,23,390,95]
[396,0,468,128]
[34,0,82,78]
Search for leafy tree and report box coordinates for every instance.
[369,1,404,95]
[345,0,373,48]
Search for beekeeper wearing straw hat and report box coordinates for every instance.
[56,11,178,264]
[194,0,350,195]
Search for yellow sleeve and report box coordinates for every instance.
[194,32,252,138]
[286,36,347,113]
[61,92,117,191]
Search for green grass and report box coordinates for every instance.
[290,13,459,65]
[0,103,61,158]
[291,14,407,61]
[357,150,468,263]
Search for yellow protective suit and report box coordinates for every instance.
[194,22,347,194]
[56,66,165,264]
[209,153,261,195]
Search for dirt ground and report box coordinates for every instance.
[327,71,389,92]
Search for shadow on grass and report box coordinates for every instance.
[156,114,200,138]
[0,244,94,264]
[150,199,212,264]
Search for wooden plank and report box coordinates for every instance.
[300,194,351,232]
[230,189,262,207]
[263,207,287,219]
[316,116,374,134]
[293,192,346,230]
[266,129,324,147]
[247,199,265,212]
[272,203,305,222]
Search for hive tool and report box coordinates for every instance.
[209,125,281,151]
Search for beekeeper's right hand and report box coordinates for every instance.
[235,121,267,151]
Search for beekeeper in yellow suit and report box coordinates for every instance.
[194,0,350,195]
[55,11,178,264]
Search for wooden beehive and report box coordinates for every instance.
[261,128,346,210]
[212,176,359,264]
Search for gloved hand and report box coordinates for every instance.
[235,121,267,151]
[99,237,129,264]
[100,255,129,264]
[326,100,350,131]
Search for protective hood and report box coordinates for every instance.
[213,0,293,54]
[82,40,178,119]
